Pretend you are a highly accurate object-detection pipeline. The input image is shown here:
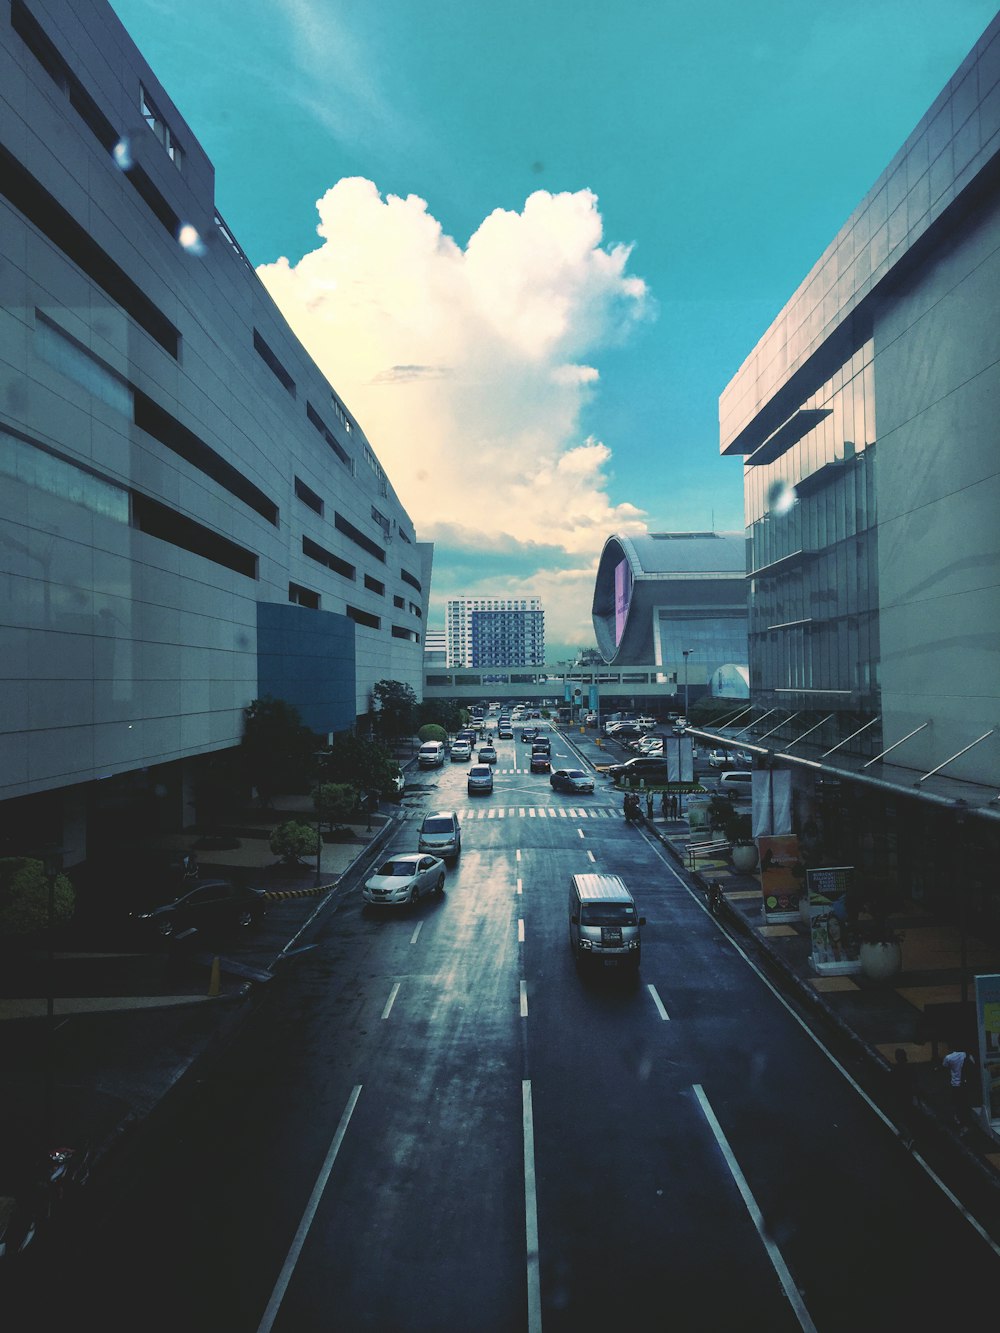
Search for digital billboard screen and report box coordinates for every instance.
[614,559,632,646]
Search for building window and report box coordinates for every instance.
[393,595,405,609]
[346,605,380,630]
[335,512,386,562]
[35,313,133,416]
[371,505,390,537]
[289,582,320,609]
[302,536,355,581]
[140,83,183,168]
[409,602,422,618]
[294,477,324,515]
[364,574,385,595]
[131,492,258,578]
[401,568,421,592]
[307,401,352,470]
[253,329,296,397]
[392,626,419,641]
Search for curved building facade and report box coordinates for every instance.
[591,532,747,701]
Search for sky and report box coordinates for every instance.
[111,0,997,658]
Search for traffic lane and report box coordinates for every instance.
[520,825,1000,1330]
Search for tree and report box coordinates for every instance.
[418,723,447,744]
[417,698,463,734]
[315,782,356,829]
[371,679,417,740]
[269,821,316,865]
[0,858,75,941]
[241,698,320,808]
[321,733,399,801]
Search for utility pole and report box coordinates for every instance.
[682,648,692,718]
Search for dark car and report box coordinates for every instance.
[529,751,551,773]
[607,756,669,786]
[131,879,268,940]
[608,724,645,744]
[497,725,513,739]
[531,736,551,755]
[520,728,537,743]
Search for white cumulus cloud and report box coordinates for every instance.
[257,178,651,648]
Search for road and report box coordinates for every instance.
[7,722,1000,1330]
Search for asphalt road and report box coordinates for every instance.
[6,724,1000,1331]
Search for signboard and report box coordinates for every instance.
[757,834,802,923]
[807,865,860,975]
[614,559,632,646]
[975,973,1000,1134]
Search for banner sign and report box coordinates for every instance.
[975,973,1000,1131]
[757,834,802,923]
[588,685,599,712]
[807,865,861,975]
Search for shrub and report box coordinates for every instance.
[417,723,447,744]
[0,857,75,940]
[269,821,316,864]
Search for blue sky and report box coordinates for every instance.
[112,0,996,656]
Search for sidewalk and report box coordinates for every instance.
[558,723,1000,1205]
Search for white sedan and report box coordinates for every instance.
[363,854,445,907]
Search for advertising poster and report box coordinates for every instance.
[807,865,860,975]
[974,974,1000,1129]
[758,834,802,922]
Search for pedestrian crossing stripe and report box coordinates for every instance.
[458,806,620,819]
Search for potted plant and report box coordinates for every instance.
[724,812,758,872]
[857,909,904,980]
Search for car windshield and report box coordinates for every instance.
[376,860,416,877]
[565,771,585,779]
[422,818,453,833]
[581,904,636,926]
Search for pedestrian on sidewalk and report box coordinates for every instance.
[890,1048,917,1149]
[645,791,654,819]
[941,1044,976,1133]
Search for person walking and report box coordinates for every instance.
[941,1044,976,1133]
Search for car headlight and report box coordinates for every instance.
[579,939,593,950]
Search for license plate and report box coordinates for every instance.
[603,958,619,968]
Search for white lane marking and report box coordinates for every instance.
[410,921,423,945]
[693,1085,817,1332]
[548,807,557,817]
[586,850,596,863]
[257,1085,363,1333]
[520,980,528,1017]
[518,918,525,942]
[522,1081,543,1333]
[529,809,536,817]
[519,807,526,817]
[381,982,401,1020]
[648,837,1000,1256]
[488,808,497,819]
[516,848,522,860]
[516,877,523,895]
[647,983,669,1020]
[557,808,567,818]
[499,808,506,818]
[577,828,585,839]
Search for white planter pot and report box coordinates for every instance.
[731,843,759,873]
[859,940,902,981]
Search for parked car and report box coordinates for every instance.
[606,756,669,786]
[707,749,730,769]
[715,770,753,799]
[529,751,551,773]
[498,725,513,739]
[417,810,461,862]
[131,879,268,940]
[478,744,497,764]
[450,740,472,762]
[609,725,645,744]
[467,764,494,795]
[550,768,595,794]
[363,854,445,907]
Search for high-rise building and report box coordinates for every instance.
[446,597,545,668]
[0,0,430,872]
[717,12,1000,924]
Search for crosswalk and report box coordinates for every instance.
[456,805,622,820]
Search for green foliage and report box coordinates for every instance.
[321,733,399,800]
[241,698,321,807]
[315,782,356,827]
[417,698,463,734]
[723,811,754,845]
[269,821,317,864]
[0,858,75,939]
[417,723,447,744]
[371,679,417,740]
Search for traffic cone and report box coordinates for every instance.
[208,955,221,997]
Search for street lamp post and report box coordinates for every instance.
[682,649,693,719]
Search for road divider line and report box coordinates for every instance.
[520,980,528,1017]
[381,982,401,1020]
[647,984,669,1020]
[577,828,585,839]
[522,1081,543,1333]
[257,1084,363,1333]
[410,922,423,945]
[693,1085,817,1333]
[516,877,523,895]
[518,918,525,943]
[586,850,595,862]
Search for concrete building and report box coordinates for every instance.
[446,596,545,668]
[0,0,430,871]
[590,532,748,709]
[716,13,1000,926]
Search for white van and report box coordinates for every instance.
[568,873,645,974]
[417,741,446,768]
[717,770,753,798]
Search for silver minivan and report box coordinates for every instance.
[417,740,446,768]
[418,810,461,862]
[568,873,645,974]
[717,770,753,798]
